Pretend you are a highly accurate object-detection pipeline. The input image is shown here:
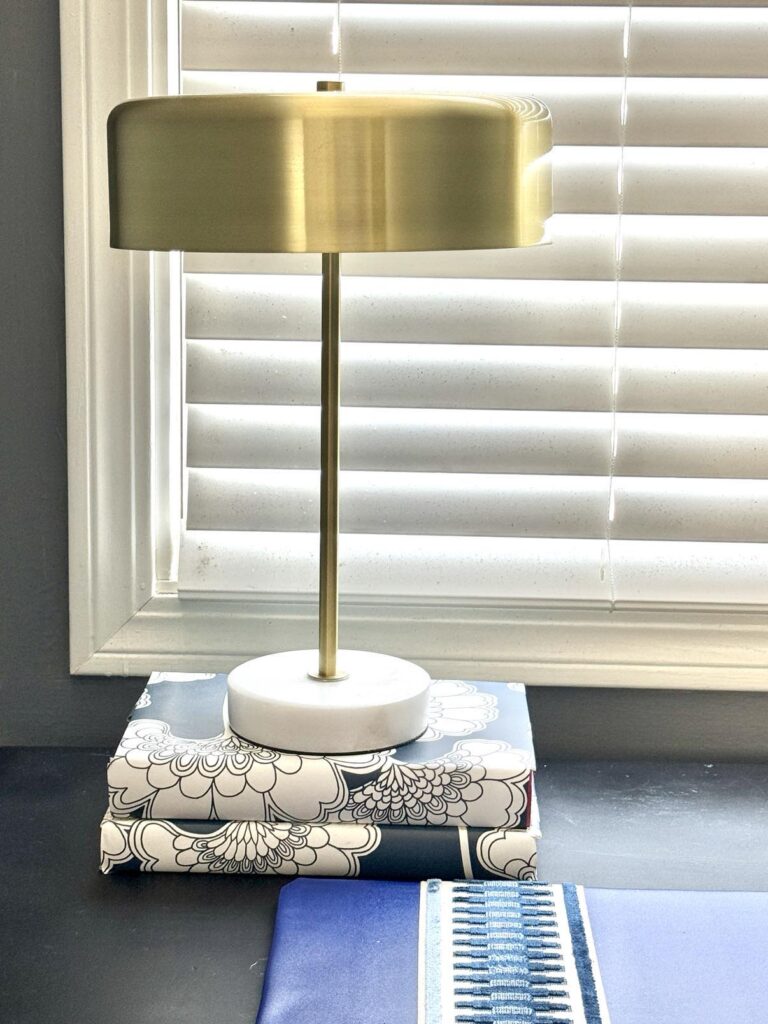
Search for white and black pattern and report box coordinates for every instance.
[99,812,540,879]
[100,816,380,876]
[110,719,378,821]
[107,675,535,828]
[475,825,539,880]
[417,681,499,742]
[340,740,530,827]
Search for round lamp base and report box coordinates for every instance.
[227,649,432,754]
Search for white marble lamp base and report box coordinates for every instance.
[226,649,432,754]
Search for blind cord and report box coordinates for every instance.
[332,0,344,81]
[605,0,633,610]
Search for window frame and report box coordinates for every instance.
[62,0,768,687]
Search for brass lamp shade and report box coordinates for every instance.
[107,92,552,254]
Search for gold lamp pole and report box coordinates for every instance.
[316,81,344,683]
[318,247,343,681]
[107,83,552,754]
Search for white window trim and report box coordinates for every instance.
[61,0,768,688]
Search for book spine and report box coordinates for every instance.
[100,815,538,881]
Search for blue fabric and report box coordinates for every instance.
[256,881,768,1024]
[255,878,420,1024]
[585,888,768,1024]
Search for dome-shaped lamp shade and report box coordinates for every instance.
[107,92,552,254]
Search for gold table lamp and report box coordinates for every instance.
[108,83,552,753]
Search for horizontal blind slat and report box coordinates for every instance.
[187,468,608,536]
[613,540,768,604]
[632,9,768,78]
[187,340,768,415]
[187,405,768,477]
[182,4,768,79]
[178,530,610,600]
[187,340,615,411]
[188,405,612,473]
[618,414,768,478]
[620,349,768,414]
[178,530,768,605]
[627,78,768,146]
[622,148,768,216]
[620,282,768,349]
[185,274,617,344]
[615,478,768,542]
[185,274,768,350]
[183,3,626,76]
[187,468,768,542]
[622,216,768,284]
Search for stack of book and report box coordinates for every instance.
[100,673,540,879]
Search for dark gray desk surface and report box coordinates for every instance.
[1,749,767,1024]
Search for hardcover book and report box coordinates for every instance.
[107,673,536,828]
[99,805,539,880]
[255,878,768,1024]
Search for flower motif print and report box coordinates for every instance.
[101,817,380,876]
[475,829,537,880]
[173,821,376,875]
[341,740,530,828]
[342,761,480,826]
[109,719,384,821]
[505,856,537,881]
[99,816,133,873]
[418,681,499,742]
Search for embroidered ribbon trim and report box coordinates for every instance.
[421,880,609,1024]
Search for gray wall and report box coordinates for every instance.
[0,0,144,747]
[1,0,767,758]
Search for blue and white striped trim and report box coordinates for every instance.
[419,880,610,1024]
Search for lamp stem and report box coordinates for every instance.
[318,251,342,679]
[316,78,345,681]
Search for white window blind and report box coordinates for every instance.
[176,0,768,616]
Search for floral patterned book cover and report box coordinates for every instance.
[99,800,539,879]
[107,673,536,829]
